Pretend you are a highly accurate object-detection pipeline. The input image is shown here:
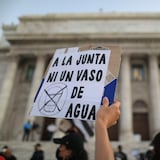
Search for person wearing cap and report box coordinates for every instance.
[0,156,5,160]
[95,97,120,160]
[53,97,120,160]
[0,152,6,160]
[53,132,88,160]
[30,143,44,160]
[149,132,160,160]
[1,145,17,160]
[0,149,6,160]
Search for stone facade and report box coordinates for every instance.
[0,13,160,142]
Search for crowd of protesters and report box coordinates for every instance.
[1,131,160,160]
[0,145,17,160]
[0,97,160,160]
[1,132,160,160]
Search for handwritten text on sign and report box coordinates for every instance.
[31,50,111,120]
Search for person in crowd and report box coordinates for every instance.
[57,119,86,142]
[65,120,86,142]
[139,152,145,160]
[53,97,120,160]
[149,132,160,160]
[30,143,44,160]
[95,97,120,160]
[115,145,128,160]
[0,156,5,160]
[0,152,6,160]
[31,121,39,141]
[46,123,57,140]
[53,132,88,160]
[22,120,32,141]
[1,146,17,160]
[145,145,154,160]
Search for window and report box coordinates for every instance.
[133,100,148,113]
[26,65,35,81]
[131,64,144,81]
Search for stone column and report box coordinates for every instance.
[148,55,160,136]
[119,55,133,141]
[25,55,46,122]
[0,56,19,133]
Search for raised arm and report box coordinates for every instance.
[95,97,120,160]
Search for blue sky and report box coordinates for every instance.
[1,0,160,37]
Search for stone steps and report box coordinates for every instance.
[0,140,150,160]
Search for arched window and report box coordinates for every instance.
[133,100,148,113]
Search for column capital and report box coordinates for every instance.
[149,54,158,59]
[8,54,20,61]
[121,54,131,60]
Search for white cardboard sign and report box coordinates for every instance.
[30,48,111,120]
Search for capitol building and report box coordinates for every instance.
[0,12,160,142]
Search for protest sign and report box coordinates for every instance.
[30,45,121,121]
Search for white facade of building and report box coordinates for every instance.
[0,13,160,141]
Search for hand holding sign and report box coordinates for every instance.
[30,45,121,121]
